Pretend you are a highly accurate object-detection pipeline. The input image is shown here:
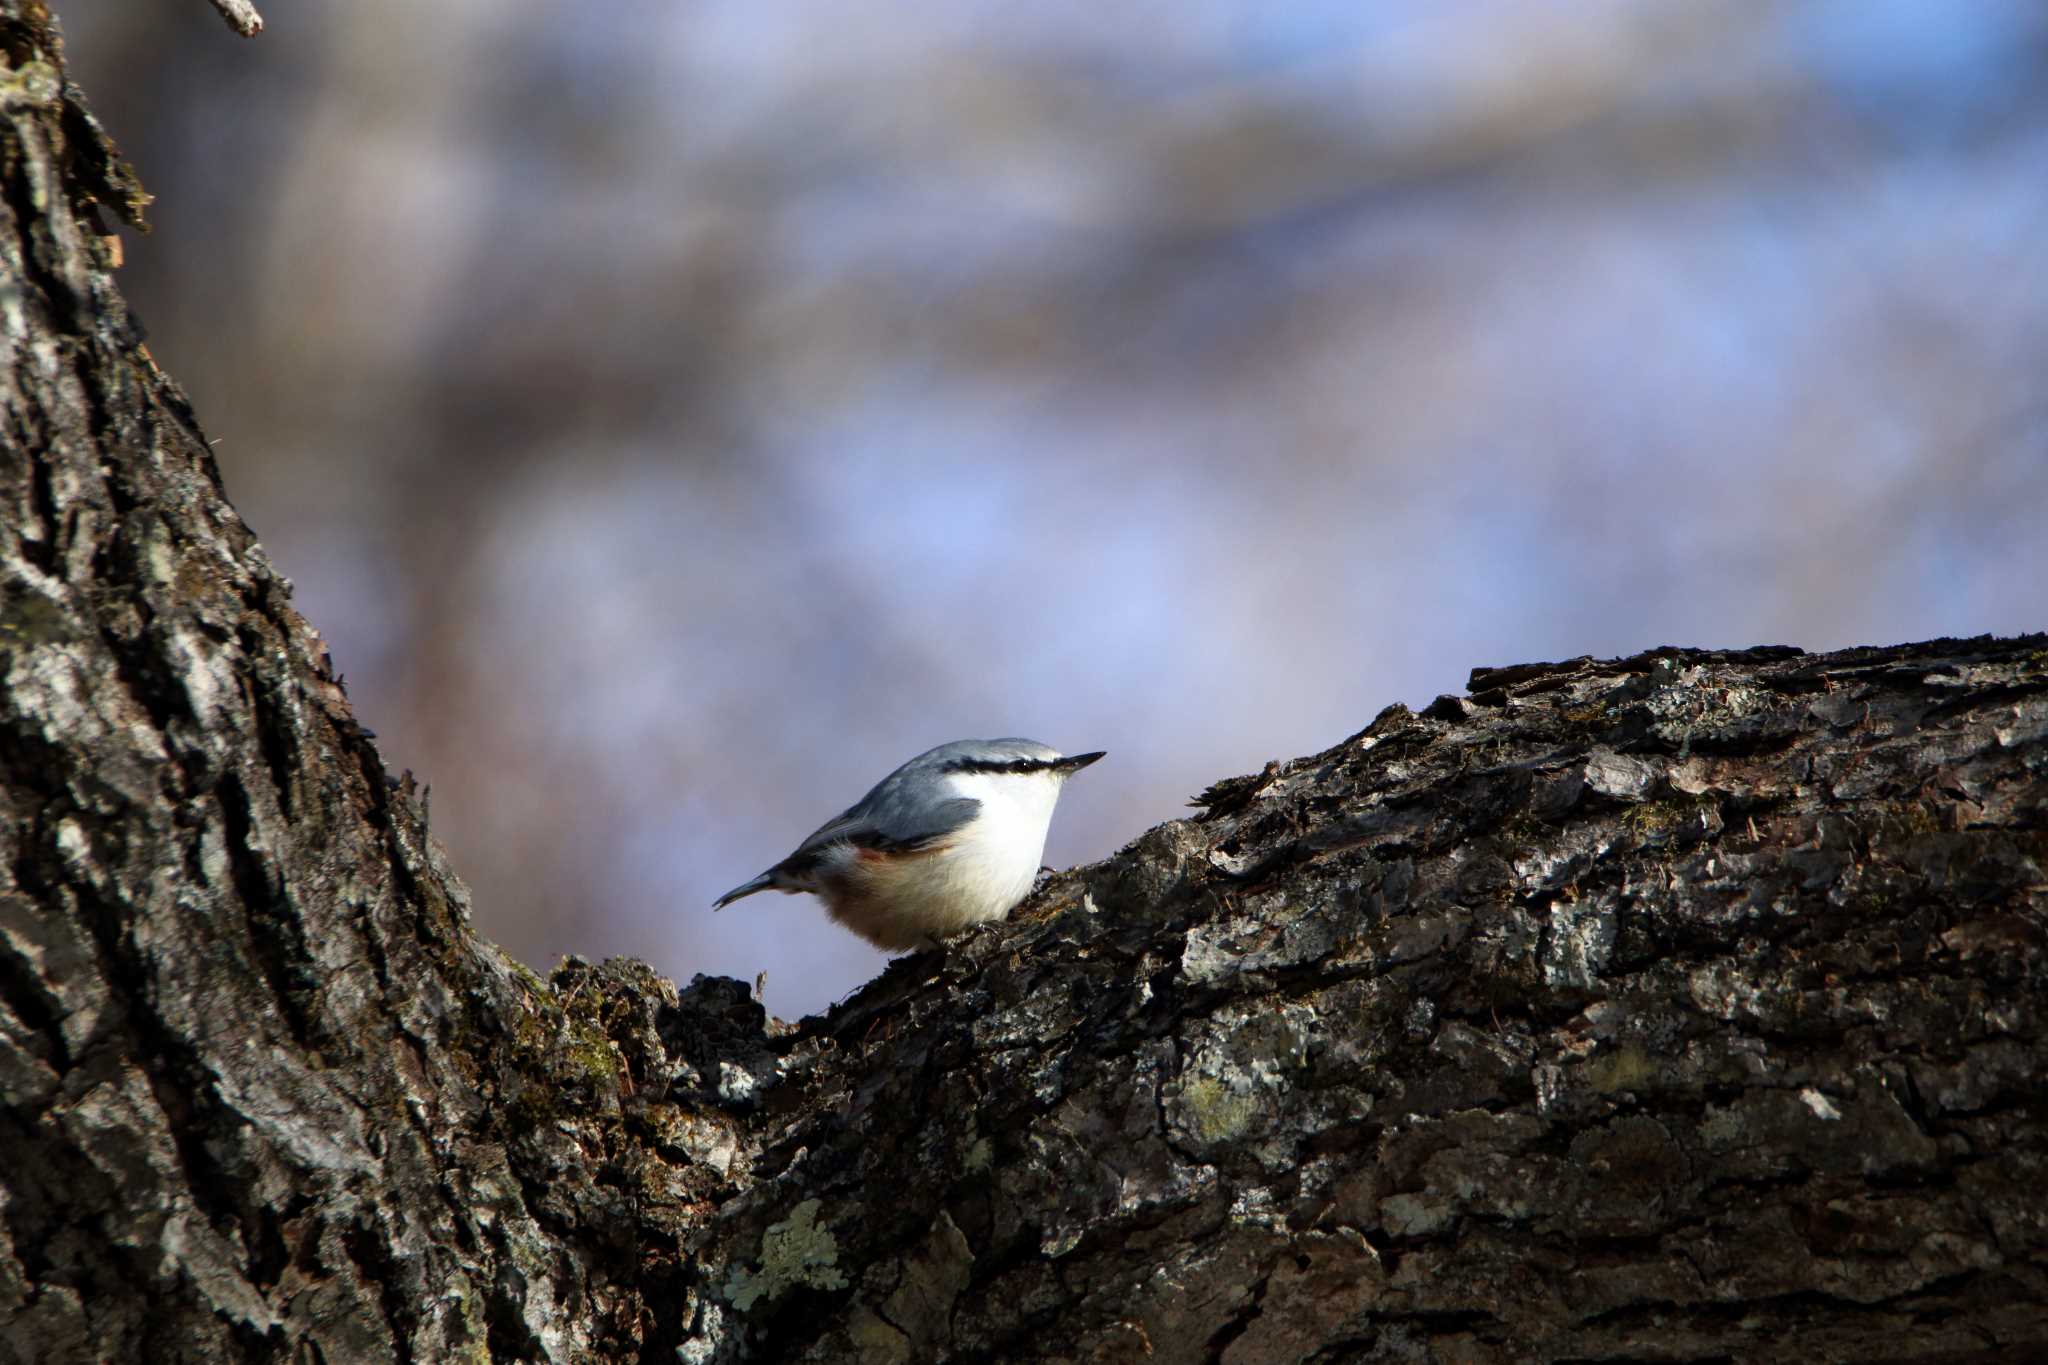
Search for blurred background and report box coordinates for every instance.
[66,0,2048,1018]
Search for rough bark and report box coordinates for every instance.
[3,7,2047,1362]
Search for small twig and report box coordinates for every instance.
[207,0,265,37]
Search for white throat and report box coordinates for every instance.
[938,768,1064,911]
[945,768,1063,871]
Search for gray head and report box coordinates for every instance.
[898,738,1106,779]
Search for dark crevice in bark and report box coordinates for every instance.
[20,449,57,574]
[0,1107,84,1283]
[631,1269,690,1365]
[98,621,184,746]
[214,1304,286,1364]
[1205,1255,1277,1358]
[0,929,66,1073]
[0,15,39,66]
[235,623,299,819]
[96,406,145,521]
[483,1238,550,1362]
[216,771,321,1054]
[341,1218,416,1365]
[243,1192,304,1310]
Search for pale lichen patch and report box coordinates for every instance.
[1177,1074,1260,1145]
[1800,1088,1842,1121]
[724,1199,848,1311]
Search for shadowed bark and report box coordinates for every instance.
[3,7,2047,1362]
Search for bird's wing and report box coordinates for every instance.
[782,792,981,869]
[715,781,983,908]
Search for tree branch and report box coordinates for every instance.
[205,0,264,39]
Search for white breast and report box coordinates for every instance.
[822,769,1063,949]
[942,768,1062,905]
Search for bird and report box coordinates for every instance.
[713,739,1105,950]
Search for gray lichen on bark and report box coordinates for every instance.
[2,4,2047,1361]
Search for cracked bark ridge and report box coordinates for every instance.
[705,638,2048,1363]
[4,5,2048,1360]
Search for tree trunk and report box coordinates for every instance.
[3,9,2046,1362]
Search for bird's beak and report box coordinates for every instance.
[1056,751,1106,774]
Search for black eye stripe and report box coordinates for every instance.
[942,757,1060,775]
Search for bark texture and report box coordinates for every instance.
[4,7,2048,1362]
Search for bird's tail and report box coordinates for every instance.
[712,871,775,909]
